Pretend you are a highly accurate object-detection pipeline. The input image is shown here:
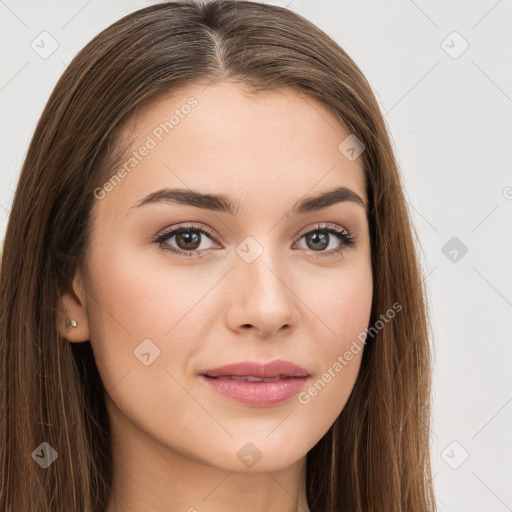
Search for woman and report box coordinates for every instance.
[0,1,436,511]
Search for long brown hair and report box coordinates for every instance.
[0,1,436,510]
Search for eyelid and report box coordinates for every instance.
[156,222,218,242]
[294,221,351,239]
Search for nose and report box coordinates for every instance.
[224,246,299,338]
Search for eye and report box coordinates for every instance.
[154,223,219,258]
[293,223,355,259]
[153,222,356,259]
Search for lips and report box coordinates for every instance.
[199,359,310,407]
[201,359,310,379]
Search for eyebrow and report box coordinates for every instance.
[128,186,368,216]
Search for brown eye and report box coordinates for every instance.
[294,224,356,259]
[154,222,355,259]
[155,224,219,257]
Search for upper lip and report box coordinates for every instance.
[201,359,310,379]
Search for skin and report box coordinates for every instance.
[58,81,373,512]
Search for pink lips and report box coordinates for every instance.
[199,359,310,407]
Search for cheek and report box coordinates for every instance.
[304,260,373,347]
[326,273,372,346]
[82,239,210,390]
[294,263,372,424]
[82,246,211,439]
[83,230,241,420]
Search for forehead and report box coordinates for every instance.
[95,81,367,218]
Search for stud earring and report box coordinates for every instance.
[65,319,78,328]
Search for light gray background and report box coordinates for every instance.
[1,1,511,511]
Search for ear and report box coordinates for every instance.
[57,269,91,343]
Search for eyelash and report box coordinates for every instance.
[153,222,356,259]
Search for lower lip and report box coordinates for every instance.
[199,375,308,407]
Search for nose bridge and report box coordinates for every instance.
[236,236,289,298]
[228,234,298,334]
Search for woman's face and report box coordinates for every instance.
[67,81,372,473]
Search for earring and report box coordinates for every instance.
[65,319,78,328]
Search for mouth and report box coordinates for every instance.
[199,359,310,407]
